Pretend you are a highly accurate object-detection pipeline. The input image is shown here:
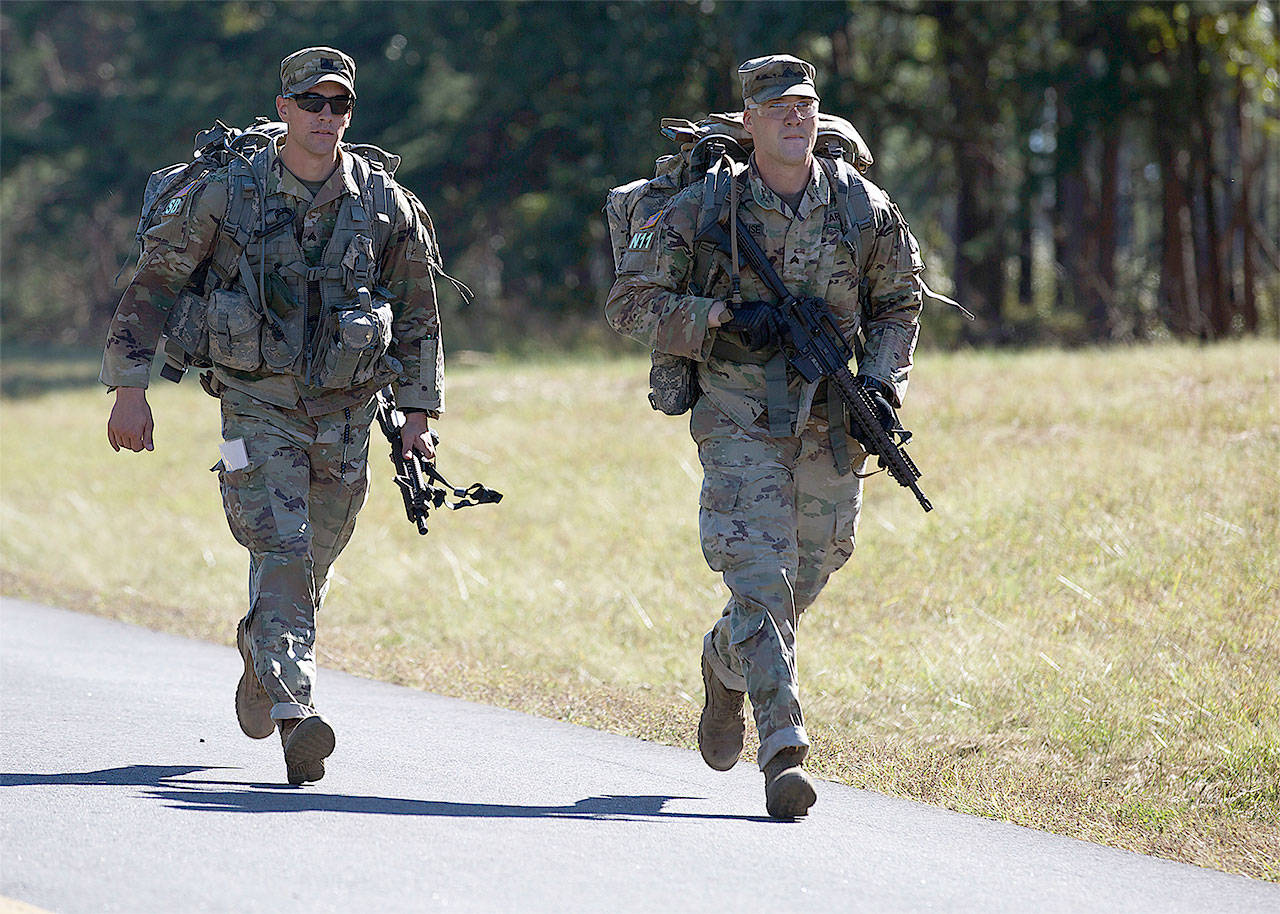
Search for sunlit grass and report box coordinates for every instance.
[2,340,1276,878]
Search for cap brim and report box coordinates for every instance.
[292,74,356,98]
[749,83,820,105]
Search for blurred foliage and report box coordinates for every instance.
[1,0,1277,351]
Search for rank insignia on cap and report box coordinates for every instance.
[628,230,655,251]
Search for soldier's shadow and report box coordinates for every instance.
[0,764,774,823]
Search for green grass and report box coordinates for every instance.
[2,339,1277,879]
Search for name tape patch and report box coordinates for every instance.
[628,230,655,251]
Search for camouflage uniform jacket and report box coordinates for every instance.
[605,156,922,432]
[101,137,444,416]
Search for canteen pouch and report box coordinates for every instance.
[206,287,263,372]
[313,289,393,388]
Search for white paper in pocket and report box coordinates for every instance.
[219,438,249,472]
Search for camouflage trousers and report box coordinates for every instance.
[218,388,374,721]
[692,396,865,769]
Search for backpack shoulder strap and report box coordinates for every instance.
[203,151,264,300]
[818,156,876,274]
[690,158,747,296]
[347,150,398,255]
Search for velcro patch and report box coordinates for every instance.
[628,229,656,251]
[159,178,201,217]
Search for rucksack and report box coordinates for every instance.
[130,118,435,384]
[604,111,879,415]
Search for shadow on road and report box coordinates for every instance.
[0,765,241,786]
[0,764,775,823]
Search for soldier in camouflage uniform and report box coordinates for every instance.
[605,55,923,818]
[102,48,445,785]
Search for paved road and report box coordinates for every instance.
[1,597,1276,913]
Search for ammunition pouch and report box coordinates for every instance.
[207,287,263,372]
[158,287,212,382]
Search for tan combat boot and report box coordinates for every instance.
[279,715,336,785]
[235,618,274,739]
[698,654,746,770]
[763,747,816,819]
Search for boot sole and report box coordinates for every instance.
[285,716,336,785]
[236,621,275,740]
[766,769,818,820]
[699,655,745,772]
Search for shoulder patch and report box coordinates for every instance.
[158,176,204,217]
[635,210,663,232]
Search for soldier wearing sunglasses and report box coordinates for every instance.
[101,47,447,785]
[606,54,925,818]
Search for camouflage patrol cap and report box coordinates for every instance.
[280,47,357,99]
[738,54,819,106]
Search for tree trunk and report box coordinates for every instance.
[1088,119,1121,339]
[1235,71,1259,332]
[1154,126,1194,337]
[934,3,1007,342]
[1190,27,1228,337]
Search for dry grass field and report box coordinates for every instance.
[2,339,1276,879]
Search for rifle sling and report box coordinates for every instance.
[764,351,792,437]
[827,382,853,475]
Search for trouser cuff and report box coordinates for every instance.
[758,726,809,770]
[702,630,747,692]
[270,702,312,721]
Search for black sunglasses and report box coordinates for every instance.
[287,93,354,115]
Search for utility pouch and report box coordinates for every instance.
[648,350,699,415]
[162,287,211,369]
[207,287,263,372]
[313,288,393,388]
[261,271,304,371]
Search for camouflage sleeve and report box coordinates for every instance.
[859,190,924,407]
[380,183,443,415]
[603,191,721,361]
[99,178,228,389]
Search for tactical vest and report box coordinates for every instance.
[241,146,396,378]
[166,145,401,393]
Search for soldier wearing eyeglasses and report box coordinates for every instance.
[101,47,445,785]
[606,55,924,818]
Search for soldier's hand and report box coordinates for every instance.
[400,410,436,462]
[721,300,781,351]
[107,387,155,452]
[852,377,900,453]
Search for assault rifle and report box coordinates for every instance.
[374,387,503,535]
[697,216,933,513]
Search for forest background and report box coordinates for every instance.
[2,0,1278,352]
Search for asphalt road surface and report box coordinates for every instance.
[1,597,1276,913]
